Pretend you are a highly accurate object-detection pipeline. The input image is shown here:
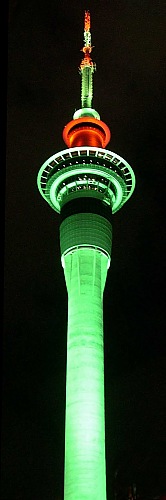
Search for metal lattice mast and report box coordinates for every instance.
[79,10,96,109]
[37,10,135,500]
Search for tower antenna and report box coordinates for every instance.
[79,10,96,109]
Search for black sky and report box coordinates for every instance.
[2,1,166,499]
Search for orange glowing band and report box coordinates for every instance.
[80,54,93,70]
[63,117,111,148]
[82,46,92,54]
[85,11,90,31]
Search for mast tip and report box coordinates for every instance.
[84,10,90,31]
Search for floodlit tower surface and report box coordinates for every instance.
[37,10,135,500]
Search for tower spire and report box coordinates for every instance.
[79,10,96,109]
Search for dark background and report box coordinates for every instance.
[2,0,166,499]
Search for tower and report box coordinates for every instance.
[37,10,135,500]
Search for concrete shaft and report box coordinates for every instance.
[63,248,109,500]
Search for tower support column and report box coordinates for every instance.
[63,248,109,500]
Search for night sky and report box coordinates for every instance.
[2,1,166,499]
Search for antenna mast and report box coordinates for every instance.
[79,10,96,108]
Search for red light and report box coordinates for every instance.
[63,117,111,148]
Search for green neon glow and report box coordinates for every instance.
[60,212,112,263]
[37,146,135,214]
[48,165,123,213]
[63,248,108,500]
[73,108,100,120]
[81,66,94,108]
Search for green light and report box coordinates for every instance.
[81,66,94,108]
[73,108,100,120]
[63,248,108,500]
[37,146,135,215]
[60,213,112,263]
[49,165,123,213]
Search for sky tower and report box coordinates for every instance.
[37,10,135,500]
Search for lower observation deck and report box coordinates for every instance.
[37,146,135,214]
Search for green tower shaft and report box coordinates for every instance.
[60,211,112,500]
[63,249,108,500]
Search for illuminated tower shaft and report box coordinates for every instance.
[37,10,135,500]
[64,249,107,499]
[60,211,112,499]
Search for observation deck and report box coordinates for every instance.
[37,146,135,215]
